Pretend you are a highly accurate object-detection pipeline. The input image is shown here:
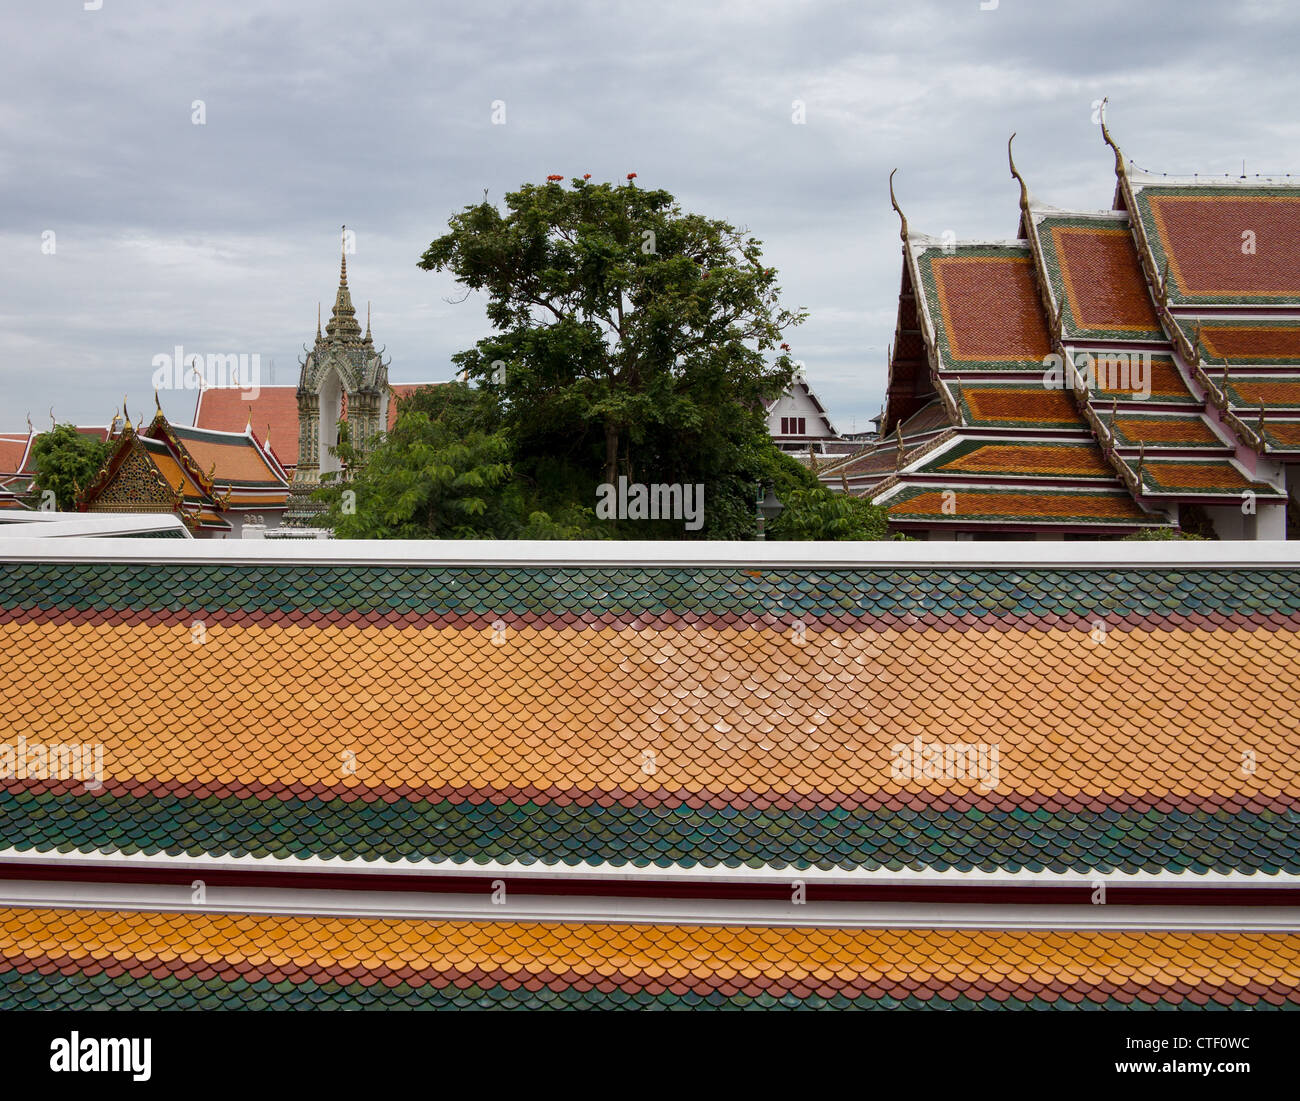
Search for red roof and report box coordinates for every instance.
[0,435,31,478]
[194,383,439,468]
[1145,192,1300,299]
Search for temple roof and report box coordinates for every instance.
[913,244,1054,372]
[193,382,441,468]
[1129,183,1300,306]
[1033,213,1165,342]
[2,540,1296,1008]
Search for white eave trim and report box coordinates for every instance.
[1,848,1296,889]
[0,877,1293,931]
[2,535,1298,566]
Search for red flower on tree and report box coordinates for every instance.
[546,174,564,182]
[626,172,637,181]
[780,342,790,351]
[583,173,591,180]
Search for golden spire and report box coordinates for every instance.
[325,226,362,344]
[1008,132,1030,214]
[154,389,162,413]
[317,302,322,340]
[888,169,909,243]
[122,398,131,431]
[1098,97,1126,178]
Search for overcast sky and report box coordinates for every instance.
[2,0,1298,435]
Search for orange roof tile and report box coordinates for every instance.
[1049,223,1161,334]
[929,254,1053,364]
[2,908,1297,1009]
[960,386,1084,428]
[926,442,1113,478]
[1143,190,1300,301]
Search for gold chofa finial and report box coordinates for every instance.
[889,169,909,243]
[1098,97,1125,177]
[1008,132,1030,213]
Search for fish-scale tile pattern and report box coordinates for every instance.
[1,907,1296,1010]
[1,562,1299,873]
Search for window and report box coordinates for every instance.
[779,417,807,435]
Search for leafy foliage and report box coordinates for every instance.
[769,487,893,541]
[419,176,808,539]
[312,384,515,538]
[1121,526,1207,540]
[26,424,110,511]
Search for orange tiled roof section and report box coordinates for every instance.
[931,443,1113,478]
[167,428,284,486]
[1147,193,1300,299]
[931,256,1053,363]
[961,387,1083,427]
[194,383,436,468]
[1142,461,1268,493]
[888,488,1152,523]
[1112,415,1222,446]
[194,387,299,457]
[1095,355,1196,402]
[1201,325,1300,362]
[1264,422,1300,448]
[4,614,1297,801]
[1228,379,1300,407]
[0,435,29,476]
[1051,225,1161,333]
[1,908,1297,1009]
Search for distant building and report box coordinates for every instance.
[819,124,1300,539]
[765,372,845,459]
[78,406,289,537]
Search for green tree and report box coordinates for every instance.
[770,486,896,541]
[419,175,806,539]
[312,383,516,538]
[26,424,109,511]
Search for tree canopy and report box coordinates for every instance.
[25,424,110,511]
[417,175,809,539]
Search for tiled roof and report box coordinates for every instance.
[1110,413,1225,448]
[0,435,30,478]
[1093,354,1198,405]
[194,383,439,468]
[163,424,287,489]
[0,543,1297,1010]
[1,909,1296,1009]
[916,440,1114,479]
[897,398,951,437]
[15,554,1300,876]
[1036,216,1164,341]
[883,486,1161,526]
[1223,378,1300,409]
[1261,421,1300,449]
[193,386,300,466]
[917,247,1053,370]
[1139,459,1282,497]
[1187,320,1300,365]
[1134,186,1300,305]
[958,385,1085,429]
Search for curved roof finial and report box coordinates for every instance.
[1008,132,1030,213]
[154,388,162,414]
[122,397,131,431]
[888,168,909,243]
[1098,97,1125,176]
